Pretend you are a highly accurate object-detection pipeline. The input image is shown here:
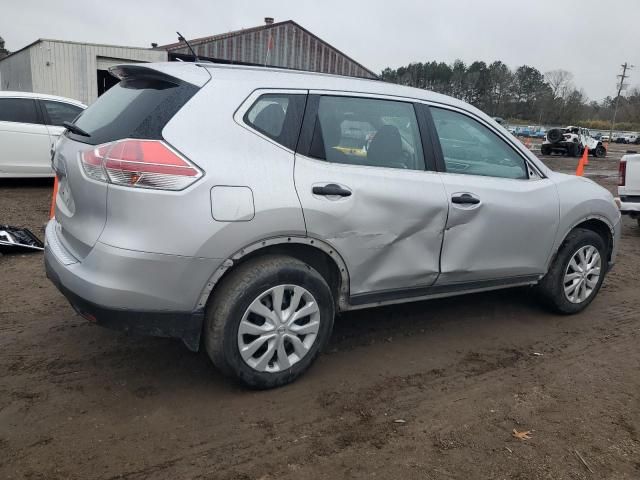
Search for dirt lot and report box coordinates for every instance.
[1,145,639,479]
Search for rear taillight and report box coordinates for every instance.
[80,139,202,191]
[618,160,627,186]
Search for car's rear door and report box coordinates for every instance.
[424,104,559,285]
[294,93,449,302]
[0,97,52,177]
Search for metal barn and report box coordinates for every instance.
[0,39,167,105]
[162,19,377,79]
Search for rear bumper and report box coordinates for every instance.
[44,220,221,351]
[618,198,640,215]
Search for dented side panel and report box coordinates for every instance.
[437,174,560,284]
[294,154,449,295]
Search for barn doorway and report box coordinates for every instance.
[97,69,119,96]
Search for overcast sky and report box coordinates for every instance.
[3,0,638,101]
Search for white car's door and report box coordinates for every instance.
[0,97,53,177]
[428,105,560,285]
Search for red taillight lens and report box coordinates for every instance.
[80,139,202,191]
[618,160,627,186]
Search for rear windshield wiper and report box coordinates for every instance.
[63,121,91,137]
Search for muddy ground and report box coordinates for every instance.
[1,144,638,479]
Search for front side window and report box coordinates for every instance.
[430,107,527,179]
[0,98,39,124]
[244,94,306,150]
[41,100,83,127]
[309,96,425,170]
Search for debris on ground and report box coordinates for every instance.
[0,225,44,253]
[512,429,532,440]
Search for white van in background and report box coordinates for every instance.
[0,92,85,177]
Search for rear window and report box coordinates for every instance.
[68,76,198,145]
[0,98,40,124]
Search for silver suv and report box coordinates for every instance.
[45,63,620,388]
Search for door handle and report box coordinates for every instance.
[312,184,352,197]
[451,193,480,205]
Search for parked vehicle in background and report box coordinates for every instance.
[45,63,620,388]
[533,128,547,139]
[618,152,640,226]
[627,133,639,144]
[601,134,610,142]
[0,92,86,178]
[541,126,606,157]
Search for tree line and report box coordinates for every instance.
[380,61,640,131]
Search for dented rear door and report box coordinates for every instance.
[294,93,449,297]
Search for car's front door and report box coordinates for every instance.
[294,93,449,301]
[426,105,560,285]
[0,97,52,177]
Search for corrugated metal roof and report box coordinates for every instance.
[160,20,377,78]
[0,38,159,63]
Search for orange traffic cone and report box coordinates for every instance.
[49,176,59,219]
[575,147,589,176]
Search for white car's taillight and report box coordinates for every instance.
[618,160,627,186]
[80,139,202,191]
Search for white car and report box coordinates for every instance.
[618,152,640,225]
[0,92,86,177]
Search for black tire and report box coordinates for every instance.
[536,228,607,314]
[546,128,564,144]
[204,254,335,389]
[567,142,580,157]
[541,144,552,156]
[594,145,606,158]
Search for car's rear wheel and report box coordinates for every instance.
[204,255,335,389]
[537,228,606,314]
[594,145,606,158]
[541,144,552,156]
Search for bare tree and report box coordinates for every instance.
[545,69,574,99]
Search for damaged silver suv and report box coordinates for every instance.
[45,62,620,388]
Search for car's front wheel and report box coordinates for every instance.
[204,255,335,389]
[537,228,606,314]
[594,144,606,157]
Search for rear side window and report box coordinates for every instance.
[68,76,198,145]
[244,94,306,150]
[41,100,83,127]
[0,98,40,124]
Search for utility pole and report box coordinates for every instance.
[609,62,633,141]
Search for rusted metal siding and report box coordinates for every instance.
[170,23,376,79]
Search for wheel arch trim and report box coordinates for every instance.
[546,214,616,271]
[195,235,351,312]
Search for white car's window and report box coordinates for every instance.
[431,107,527,180]
[309,96,425,171]
[0,98,39,124]
[41,100,83,127]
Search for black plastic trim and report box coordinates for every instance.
[296,94,320,157]
[349,275,539,306]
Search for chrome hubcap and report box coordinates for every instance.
[237,285,320,373]
[563,245,601,304]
